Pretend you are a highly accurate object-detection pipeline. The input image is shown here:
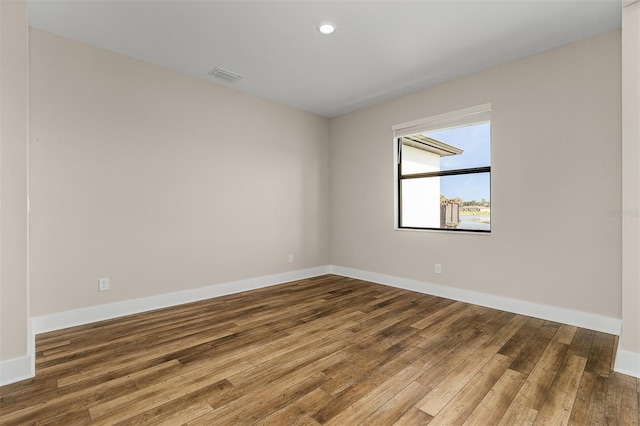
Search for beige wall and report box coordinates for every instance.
[330,31,622,318]
[0,0,29,361]
[621,0,640,356]
[29,29,330,316]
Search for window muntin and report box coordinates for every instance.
[396,107,491,233]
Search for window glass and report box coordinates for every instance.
[426,122,491,171]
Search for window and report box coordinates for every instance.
[394,104,491,233]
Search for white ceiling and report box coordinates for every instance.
[28,0,621,118]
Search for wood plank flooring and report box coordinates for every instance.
[1,274,638,425]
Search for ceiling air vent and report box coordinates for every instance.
[208,67,242,83]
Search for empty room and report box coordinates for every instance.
[1,0,639,424]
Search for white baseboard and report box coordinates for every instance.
[614,349,640,378]
[4,268,330,386]
[328,265,622,335]
[33,266,331,335]
[2,265,630,386]
[0,319,35,386]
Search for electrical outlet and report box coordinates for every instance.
[288,255,294,264]
[98,277,110,292]
[435,264,442,274]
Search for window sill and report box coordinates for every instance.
[394,226,491,236]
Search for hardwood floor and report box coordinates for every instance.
[1,274,638,425]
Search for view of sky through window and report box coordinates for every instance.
[424,122,491,203]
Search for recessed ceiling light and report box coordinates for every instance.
[317,21,336,35]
